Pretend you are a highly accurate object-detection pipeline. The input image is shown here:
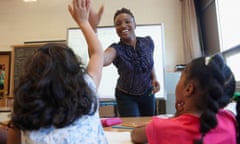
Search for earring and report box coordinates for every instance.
[175,101,185,114]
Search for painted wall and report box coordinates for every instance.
[0,0,184,71]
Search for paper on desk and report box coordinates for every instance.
[104,131,133,144]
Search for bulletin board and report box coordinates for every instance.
[0,51,11,96]
[10,44,44,96]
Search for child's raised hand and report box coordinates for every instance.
[68,0,91,26]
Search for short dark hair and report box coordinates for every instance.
[113,8,135,22]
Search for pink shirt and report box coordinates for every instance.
[146,109,237,144]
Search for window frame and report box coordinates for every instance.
[222,45,240,91]
[215,0,240,91]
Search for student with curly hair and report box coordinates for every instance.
[7,0,108,143]
[131,53,238,144]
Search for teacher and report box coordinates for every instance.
[90,7,160,117]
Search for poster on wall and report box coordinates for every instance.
[0,52,11,99]
[0,64,5,99]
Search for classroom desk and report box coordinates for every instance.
[103,117,153,144]
[104,117,152,132]
[0,117,152,144]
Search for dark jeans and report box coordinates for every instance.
[115,88,156,117]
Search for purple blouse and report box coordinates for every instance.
[110,36,154,95]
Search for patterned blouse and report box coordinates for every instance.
[111,36,154,95]
[21,74,108,144]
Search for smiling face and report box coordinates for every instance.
[114,13,136,41]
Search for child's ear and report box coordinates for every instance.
[184,82,195,97]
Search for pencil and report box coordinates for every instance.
[112,125,134,130]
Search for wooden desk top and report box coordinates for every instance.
[104,117,152,132]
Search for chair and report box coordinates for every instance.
[0,125,7,144]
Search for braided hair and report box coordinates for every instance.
[184,53,236,144]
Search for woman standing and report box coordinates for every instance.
[90,7,160,117]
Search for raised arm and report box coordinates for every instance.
[103,47,117,66]
[68,0,103,88]
[87,5,117,67]
[89,5,104,32]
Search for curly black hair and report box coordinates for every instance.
[9,43,97,130]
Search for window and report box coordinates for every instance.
[216,0,240,82]
[222,46,240,81]
[216,0,240,51]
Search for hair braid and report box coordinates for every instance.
[194,79,223,144]
[191,54,227,144]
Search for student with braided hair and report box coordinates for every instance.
[131,53,238,144]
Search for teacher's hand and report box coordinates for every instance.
[89,5,104,32]
[152,79,160,94]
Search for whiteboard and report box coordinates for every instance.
[67,24,166,99]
